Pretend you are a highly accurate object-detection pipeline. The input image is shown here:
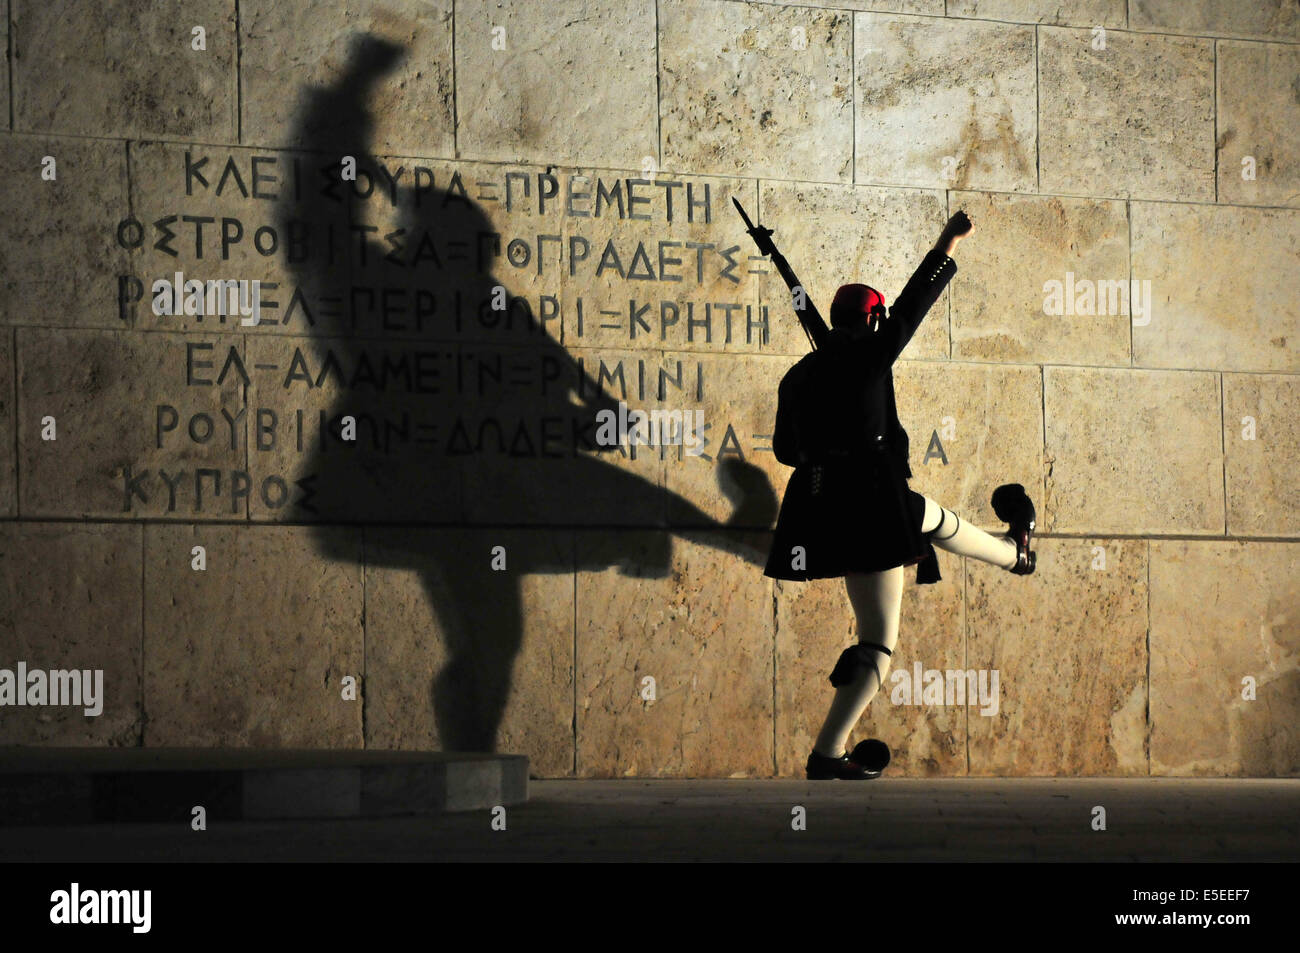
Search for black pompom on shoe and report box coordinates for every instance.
[849,738,891,774]
[806,749,880,781]
[991,483,1037,576]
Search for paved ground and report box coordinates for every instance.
[2,778,1297,862]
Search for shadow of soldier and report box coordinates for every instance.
[275,34,777,755]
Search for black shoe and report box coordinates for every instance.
[806,749,880,780]
[991,483,1036,576]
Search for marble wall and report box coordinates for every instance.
[0,0,1296,777]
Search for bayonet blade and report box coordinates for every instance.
[732,196,757,232]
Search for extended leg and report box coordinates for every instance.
[811,566,904,761]
[920,496,1019,569]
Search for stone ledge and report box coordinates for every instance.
[0,748,529,824]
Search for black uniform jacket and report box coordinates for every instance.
[764,247,957,583]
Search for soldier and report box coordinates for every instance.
[759,210,1038,780]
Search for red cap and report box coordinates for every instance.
[830,284,887,328]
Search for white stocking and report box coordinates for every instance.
[920,496,1017,570]
[813,567,903,758]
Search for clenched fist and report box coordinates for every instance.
[936,210,974,256]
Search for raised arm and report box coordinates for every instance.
[871,210,974,367]
[769,248,831,349]
[732,199,831,350]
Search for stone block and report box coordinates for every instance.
[0,15,8,131]
[248,337,722,530]
[241,0,454,158]
[456,0,657,168]
[459,345,667,526]
[1130,0,1300,41]
[792,1,942,13]
[438,755,529,811]
[126,141,347,337]
[575,529,774,777]
[1131,201,1298,372]
[663,352,789,529]
[774,567,965,777]
[947,0,1125,25]
[1223,374,1300,537]
[95,770,243,824]
[364,528,575,777]
[967,538,1149,775]
[0,135,130,328]
[893,360,1044,529]
[1150,540,1300,775]
[354,158,565,346]
[0,332,13,515]
[1043,367,1223,534]
[1217,42,1300,207]
[949,190,1130,365]
[757,181,949,358]
[0,522,142,745]
[0,772,94,825]
[129,144,569,351]
[659,0,854,182]
[142,524,364,747]
[243,333,464,524]
[11,0,236,140]
[16,329,248,520]
[0,748,528,823]
[855,14,1037,192]
[361,752,529,814]
[242,768,360,818]
[560,169,763,355]
[1039,27,1214,201]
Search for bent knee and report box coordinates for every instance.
[920,496,944,534]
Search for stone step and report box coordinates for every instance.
[0,748,528,824]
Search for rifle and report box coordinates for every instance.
[732,197,829,351]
